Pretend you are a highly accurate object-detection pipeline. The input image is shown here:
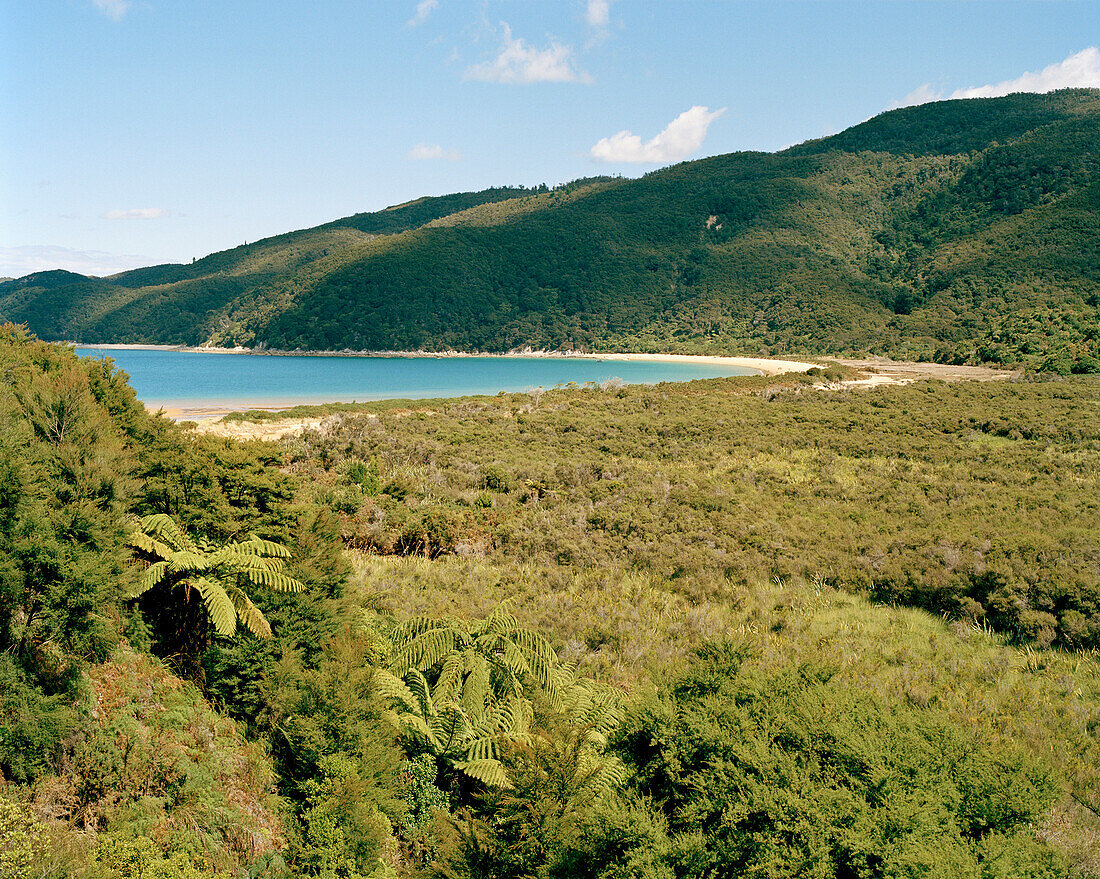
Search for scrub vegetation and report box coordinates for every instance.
[2,324,1099,878]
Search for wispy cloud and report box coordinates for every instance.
[894,47,1100,108]
[585,0,613,45]
[101,207,170,220]
[408,0,438,27]
[93,0,130,21]
[586,0,610,29]
[590,105,726,164]
[0,245,153,279]
[407,142,462,161]
[464,23,590,84]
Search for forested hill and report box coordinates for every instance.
[4,89,1099,371]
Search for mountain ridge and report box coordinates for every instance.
[4,89,1099,372]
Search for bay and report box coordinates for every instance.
[73,347,758,410]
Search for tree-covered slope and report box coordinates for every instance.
[3,90,1098,370]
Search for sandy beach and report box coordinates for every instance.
[70,341,816,376]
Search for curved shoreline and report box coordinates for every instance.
[68,342,817,379]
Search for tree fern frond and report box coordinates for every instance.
[242,567,306,592]
[500,640,533,678]
[168,550,210,574]
[209,549,279,570]
[432,652,465,704]
[461,655,492,716]
[465,737,496,762]
[392,627,458,676]
[226,586,272,638]
[455,758,511,789]
[127,530,158,554]
[392,616,445,640]
[127,560,169,598]
[374,669,418,711]
[432,705,475,756]
[398,713,440,751]
[241,534,293,557]
[481,603,518,636]
[191,576,236,637]
[581,757,627,802]
[138,514,195,552]
[404,668,434,716]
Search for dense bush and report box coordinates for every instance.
[612,641,1064,878]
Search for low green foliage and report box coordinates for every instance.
[614,641,1063,878]
[302,375,1100,650]
[3,326,1100,877]
[0,797,53,879]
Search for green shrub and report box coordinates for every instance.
[612,641,1063,878]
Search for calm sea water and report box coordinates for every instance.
[73,348,757,409]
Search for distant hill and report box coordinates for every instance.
[3,90,1098,372]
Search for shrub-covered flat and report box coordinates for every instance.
[2,325,1099,878]
[291,372,1100,656]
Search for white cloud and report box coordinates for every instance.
[891,82,944,110]
[586,0,610,29]
[953,47,1100,98]
[408,0,438,27]
[0,245,153,279]
[101,207,170,220]
[407,142,462,161]
[93,0,130,20]
[894,47,1100,108]
[464,23,590,84]
[590,105,726,164]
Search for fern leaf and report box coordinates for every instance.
[226,586,272,638]
[403,668,434,716]
[374,669,418,710]
[455,758,511,789]
[243,567,306,592]
[392,627,457,676]
[432,705,475,756]
[126,560,168,598]
[432,652,464,705]
[398,713,440,751]
[138,514,195,552]
[241,534,293,557]
[127,530,157,554]
[460,655,492,716]
[480,603,518,636]
[168,550,209,574]
[191,576,237,637]
[466,737,495,762]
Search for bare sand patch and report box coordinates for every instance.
[833,357,1019,384]
[583,352,815,376]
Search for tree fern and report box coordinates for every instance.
[381,604,586,788]
[125,514,305,650]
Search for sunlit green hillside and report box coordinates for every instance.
[2,91,1099,370]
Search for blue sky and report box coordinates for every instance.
[3,0,1099,277]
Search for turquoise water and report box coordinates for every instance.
[73,348,757,409]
